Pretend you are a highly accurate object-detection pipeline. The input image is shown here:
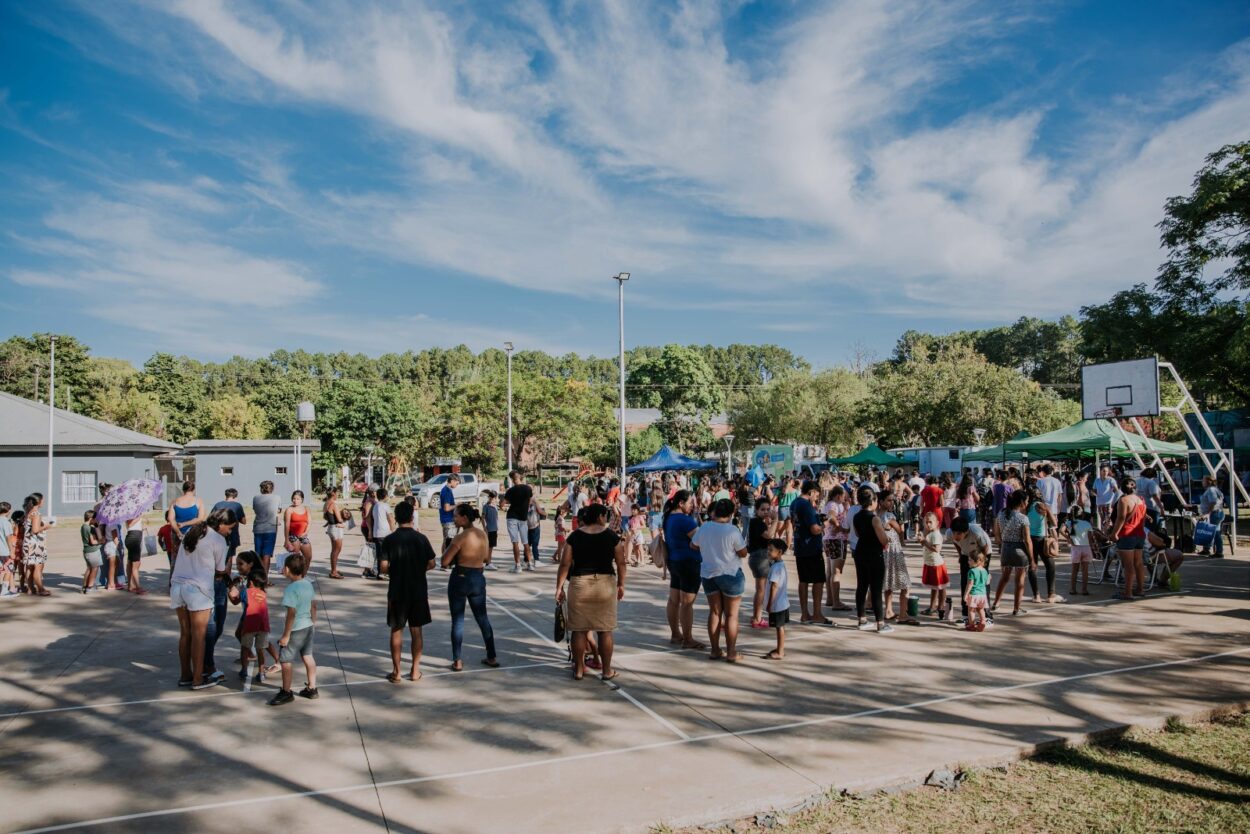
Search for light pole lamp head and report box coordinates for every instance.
[614,272,630,282]
[724,434,735,446]
[504,341,513,352]
[297,401,316,424]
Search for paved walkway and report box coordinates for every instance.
[1,521,1248,833]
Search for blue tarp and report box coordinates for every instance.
[627,444,720,473]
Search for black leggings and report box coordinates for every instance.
[853,552,885,623]
[1027,537,1055,598]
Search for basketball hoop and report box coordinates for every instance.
[1094,407,1122,419]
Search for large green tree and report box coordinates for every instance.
[728,368,868,454]
[205,394,269,439]
[0,333,93,409]
[1156,141,1250,299]
[861,344,1080,447]
[1080,142,1250,408]
[140,353,208,443]
[626,344,725,417]
[316,380,430,474]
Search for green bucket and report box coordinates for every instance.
[907,596,919,617]
[1169,571,1182,592]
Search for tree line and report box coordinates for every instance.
[2,142,1245,474]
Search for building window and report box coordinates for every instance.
[62,471,98,504]
[948,450,960,459]
[220,467,234,476]
[275,466,287,475]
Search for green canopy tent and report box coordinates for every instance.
[964,431,1031,464]
[828,443,916,467]
[965,420,1187,464]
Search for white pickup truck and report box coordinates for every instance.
[410,473,501,510]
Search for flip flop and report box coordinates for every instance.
[708,652,725,661]
[725,653,746,663]
[386,672,402,683]
[264,664,281,675]
[764,651,783,660]
[408,671,422,682]
[481,658,500,668]
[682,640,706,650]
[829,604,852,611]
[601,671,620,681]
[328,573,345,580]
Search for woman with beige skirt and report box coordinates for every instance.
[556,503,627,681]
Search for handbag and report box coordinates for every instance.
[272,550,288,574]
[356,542,377,570]
[1193,520,1218,548]
[144,535,158,556]
[649,530,667,569]
[553,602,567,643]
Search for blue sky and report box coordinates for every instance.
[2,0,1249,368]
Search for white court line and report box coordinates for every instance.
[488,596,691,739]
[0,591,1200,722]
[488,597,565,653]
[613,687,690,739]
[14,645,1250,834]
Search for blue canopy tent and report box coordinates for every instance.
[626,445,720,474]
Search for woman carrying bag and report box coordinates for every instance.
[555,504,627,681]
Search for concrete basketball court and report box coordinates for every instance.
[2,519,1248,834]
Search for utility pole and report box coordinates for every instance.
[613,273,630,479]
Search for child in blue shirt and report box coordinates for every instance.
[765,538,790,659]
[268,553,318,706]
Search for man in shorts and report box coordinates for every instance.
[502,471,534,572]
[439,475,459,553]
[379,501,436,682]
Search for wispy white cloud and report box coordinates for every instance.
[16,0,1250,336]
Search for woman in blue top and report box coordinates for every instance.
[1025,488,1061,604]
[166,481,206,544]
[663,490,704,650]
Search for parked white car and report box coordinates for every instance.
[410,473,501,510]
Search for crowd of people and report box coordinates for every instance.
[0,461,1233,703]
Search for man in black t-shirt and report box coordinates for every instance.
[791,481,829,625]
[379,501,435,682]
[502,470,534,573]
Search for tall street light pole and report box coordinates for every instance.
[46,335,56,520]
[724,433,735,477]
[613,273,630,479]
[505,341,514,472]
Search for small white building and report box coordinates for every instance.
[0,391,179,514]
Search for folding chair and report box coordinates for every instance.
[1094,536,1119,585]
[1145,547,1173,591]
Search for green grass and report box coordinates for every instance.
[678,711,1250,834]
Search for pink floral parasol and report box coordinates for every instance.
[93,479,162,525]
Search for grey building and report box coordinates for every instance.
[0,391,180,515]
[182,439,320,506]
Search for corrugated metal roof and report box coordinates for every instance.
[0,390,180,452]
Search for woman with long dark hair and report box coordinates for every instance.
[21,494,53,596]
[1109,477,1147,600]
[556,503,627,680]
[323,487,346,579]
[851,487,892,634]
[992,490,1033,616]
[662,490,704,649]
[170,508,238,690]
[441,503,499,671]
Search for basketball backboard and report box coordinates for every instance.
[1080,358,1160,420]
